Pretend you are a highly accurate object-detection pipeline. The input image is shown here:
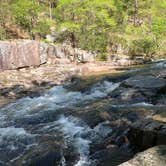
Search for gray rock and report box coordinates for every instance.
[128,116,166,149]
[39,42,48,64]
[46,34,56,43]
[123,76,166,89]
[120,145,166,166]
[110,87,148,105]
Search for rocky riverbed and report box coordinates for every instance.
[0,60,166,166]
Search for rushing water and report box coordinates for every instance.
[0,80,119,166]
[57,116,91,166]
[0,60,166,165]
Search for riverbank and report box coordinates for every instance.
[0,61,129,107]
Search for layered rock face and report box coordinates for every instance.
[0,40,96,70]
[0,40,41,70]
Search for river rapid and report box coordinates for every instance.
[0,80,121,166]
[0,60,166,166]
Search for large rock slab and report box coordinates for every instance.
[120,145,166,166]
[0,40,41,70]
[0,40,97,70]
[123,75,166,89]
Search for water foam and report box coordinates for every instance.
[0,127,35,151]
[111,102,154,108]
[57,115,91,166]
[0,80,119,165]
[0,81,120,121]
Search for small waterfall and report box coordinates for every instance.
[57,115,91,166]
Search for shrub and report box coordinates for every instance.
[98,53,108,61]
[129,37,156,57]
[0,28,7,40]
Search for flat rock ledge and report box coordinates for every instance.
[123,75,166,89]
[120,145,166,166]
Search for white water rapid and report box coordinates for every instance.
[0,80,119,165]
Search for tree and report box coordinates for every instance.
[53,0,116,52]
[12,0,40,37]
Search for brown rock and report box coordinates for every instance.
[120,145,166,166]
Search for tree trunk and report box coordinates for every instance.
[134,0,138,26]
[49,1,52,20]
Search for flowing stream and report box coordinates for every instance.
[1,60,166,165]
[0,60,166,166]
[0,80,119,166]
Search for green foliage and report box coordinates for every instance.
[0,0,165,58]
[12,0,40,31]
[98,53,108,61]
[129,37,156,57]
[152,17,166,38]
[0,28,7,40]
[53,0,117,53]
[32,20,53,37]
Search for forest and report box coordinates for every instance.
[0,0,166,59]
[0,1,166,166]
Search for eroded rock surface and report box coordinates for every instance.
[120,145,166,166]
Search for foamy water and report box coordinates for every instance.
[0,81,120,123]
[0,80,119,165]
[111,102,154,108]
[57,115,91,166]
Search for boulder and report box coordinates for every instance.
[0,40,97,70]
[129,119,166,150]
[75,49,96,63]
[111,87,148,104]
[120,145,166,166]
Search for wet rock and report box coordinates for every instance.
[155,95,166,105]
[111,87,148,104]
[120,145,166,166]
[123,75,166,90]
[91,146,133,166]
[13,137,62,166]
[128,119,166,150]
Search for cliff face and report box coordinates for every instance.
[0,40,96,70]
